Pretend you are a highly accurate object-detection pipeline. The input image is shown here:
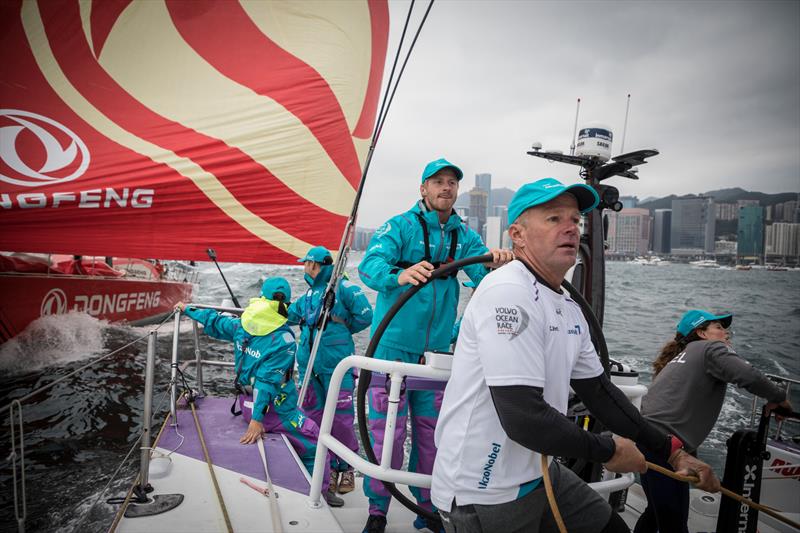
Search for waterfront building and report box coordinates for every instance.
[606,208,652,256]
[715,240,737,256]
[469,188,488,240]
[737,206,764,262]
[475,173,492,210]
[765,222,800,261]
[670,197,715,255]
[653,209,672,254]
[715,203,738,221]
[485,216,502,249]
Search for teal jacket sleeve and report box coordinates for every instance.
[358,219,405,292]
[461,229,491,286]
[251,381,273,423]
[451,317,462,345]
[183,307,239,342]
[339,280,373,334]
[286,298,304,326]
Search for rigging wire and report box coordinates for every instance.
[298,0,436,407]
[73,385,172,532]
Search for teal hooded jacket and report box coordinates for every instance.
[287,264,373,382]
[358,201,490,359]
[183,303,296,422]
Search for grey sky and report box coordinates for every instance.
[358,0,800,228]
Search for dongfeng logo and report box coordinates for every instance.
[41,289,68,316]
[0,109,90,187]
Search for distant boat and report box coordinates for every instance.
[735,264,752,271]
[629,256,670,266]
[689,259,720,268]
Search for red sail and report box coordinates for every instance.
[0,0,389,263]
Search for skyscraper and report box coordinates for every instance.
[475,173,492,220]
[737,206,764,262]
[670,197,715,255]
[653,209,672,254]
[469,188,488,239]
[605,208,652,255]
[484,216,502,249]
[766,223,800,260]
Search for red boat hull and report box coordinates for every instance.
[0,273,193,342]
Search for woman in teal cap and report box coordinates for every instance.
[635,309,791,533]
[177,276,345,507]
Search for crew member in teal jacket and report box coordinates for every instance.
[177,277,344,507]
[357,158,513,533]
[288,245,373,496]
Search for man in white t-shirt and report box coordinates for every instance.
[431,178,720,533]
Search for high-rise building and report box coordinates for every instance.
[781,200,798,222]
[493,205,509,238]
[605,208,652,255]
[619,196,639,209]
[484,216,503,249]
[715,203,738,221]
[475,173,492,213]
[736,206,764,261]
[670,197,715,255]
[765,223,800,259]
[653,209,672,254]
[469,188,488,240]
[737,199,760,209]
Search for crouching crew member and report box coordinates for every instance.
[177,276,344,507]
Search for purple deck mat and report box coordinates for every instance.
[156,396,310,495]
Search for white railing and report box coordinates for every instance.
[307,355,637,507]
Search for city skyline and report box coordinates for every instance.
[358,1,799,229]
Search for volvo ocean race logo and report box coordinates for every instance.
[0,109,90,187]
[40,289,68,316]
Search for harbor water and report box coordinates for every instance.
[1,258,798,531]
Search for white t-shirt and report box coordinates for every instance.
[431,260,603,508]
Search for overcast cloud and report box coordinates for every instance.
[358,0,800,228]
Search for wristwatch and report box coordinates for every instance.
[668,434,684,460]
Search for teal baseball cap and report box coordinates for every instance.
[261,277,292,301]
[676,309,733,337]
[508,178,600,224]
[297,245,332,264]
[462,280,476,288]
[421,158,463,183]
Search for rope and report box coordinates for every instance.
[0,310,178,416]
[541,455,567,533]
[645,461,800,530]
[540,455,800,531]
[257,434,283,533]
[9,400,26,533]
[190,400,234,533]
[75,385,171,532]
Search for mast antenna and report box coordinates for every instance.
[570,97,581,155]
[620,93,631,154]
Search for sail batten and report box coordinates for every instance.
[1,0,388,264]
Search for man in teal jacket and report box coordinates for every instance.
[357,158,513,533]
[178,277,344,506]
[288,245,373,496]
